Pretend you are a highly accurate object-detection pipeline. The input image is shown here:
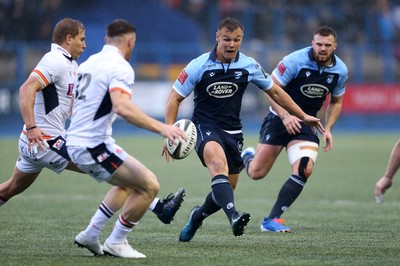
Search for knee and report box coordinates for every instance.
[298,157,314,179]
[247,164,268,180]
[248,171,265,180]
[146,172,160,198]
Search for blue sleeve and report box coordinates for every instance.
[172,58,202,98]
[332,62,348,97]
[271,55,297,87]
[250,63,273,91]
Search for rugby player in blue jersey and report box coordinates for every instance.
[242,26,348,232]
[163,17,324,242]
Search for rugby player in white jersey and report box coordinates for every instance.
[0,17,86,205]
[0,18,186,254]
[66,19,187,259]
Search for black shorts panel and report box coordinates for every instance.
[259,112,319,147]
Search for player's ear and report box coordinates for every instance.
[65,34,72,45]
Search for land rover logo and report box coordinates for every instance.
[206,82,238,98]
[300,84,329,98]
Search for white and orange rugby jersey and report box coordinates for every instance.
[29,43,78,138]
[66,45,134,147]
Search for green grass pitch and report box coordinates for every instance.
[0,133,399,265]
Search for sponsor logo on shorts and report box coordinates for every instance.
[52,139,65,151]
[237,142,243,153]
[89,170,102,178]
[49,159,63,169]
[97,152,110,163]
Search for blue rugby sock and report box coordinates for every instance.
[268,175,307,219]
[193,192,221,222]
[211,174,237,222]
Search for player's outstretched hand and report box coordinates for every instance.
[161,141,173,162]
[374,176,393,204]
[160,124,188,144]
[303,115,325,134]
[282,114,302,135]
[322,130,333,152]
[26,127,50,154]
[160,124,187,163]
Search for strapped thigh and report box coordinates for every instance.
[286,141,319,165]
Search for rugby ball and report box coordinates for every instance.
[166,119,197,159]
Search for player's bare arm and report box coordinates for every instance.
[268,75,302,134]
[162,89,186,161]
[266,83,325,134]
[265,93,302,135]
[322,95,343,151]
[19,75,48,152]
[165,89,185,125]
[110,89,186,143]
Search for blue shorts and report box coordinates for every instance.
[195,124,244,175]
[259,112,319,147]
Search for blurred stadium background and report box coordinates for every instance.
[0,0,399,135]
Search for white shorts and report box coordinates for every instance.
[16,133,69,174]
[67,142,127,182]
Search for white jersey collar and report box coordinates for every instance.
[51,43,73,60]
[102,44,124,59]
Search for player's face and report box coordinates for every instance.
[215,27,243,63]
[70,29,86,60]
[311,34,337,66]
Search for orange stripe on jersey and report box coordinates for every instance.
[32,69,49,86]
[110,87,132,98]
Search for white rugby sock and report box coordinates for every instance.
[106,215,138,244]
[85,201,114,240]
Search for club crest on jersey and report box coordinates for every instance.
[234,71,242,79]
[206,82,238,98]
[300,84,329,98]
[52,139,65,151]
[327,75,334,84]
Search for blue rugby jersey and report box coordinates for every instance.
[173,46,273,131]
[272,47,348,117]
